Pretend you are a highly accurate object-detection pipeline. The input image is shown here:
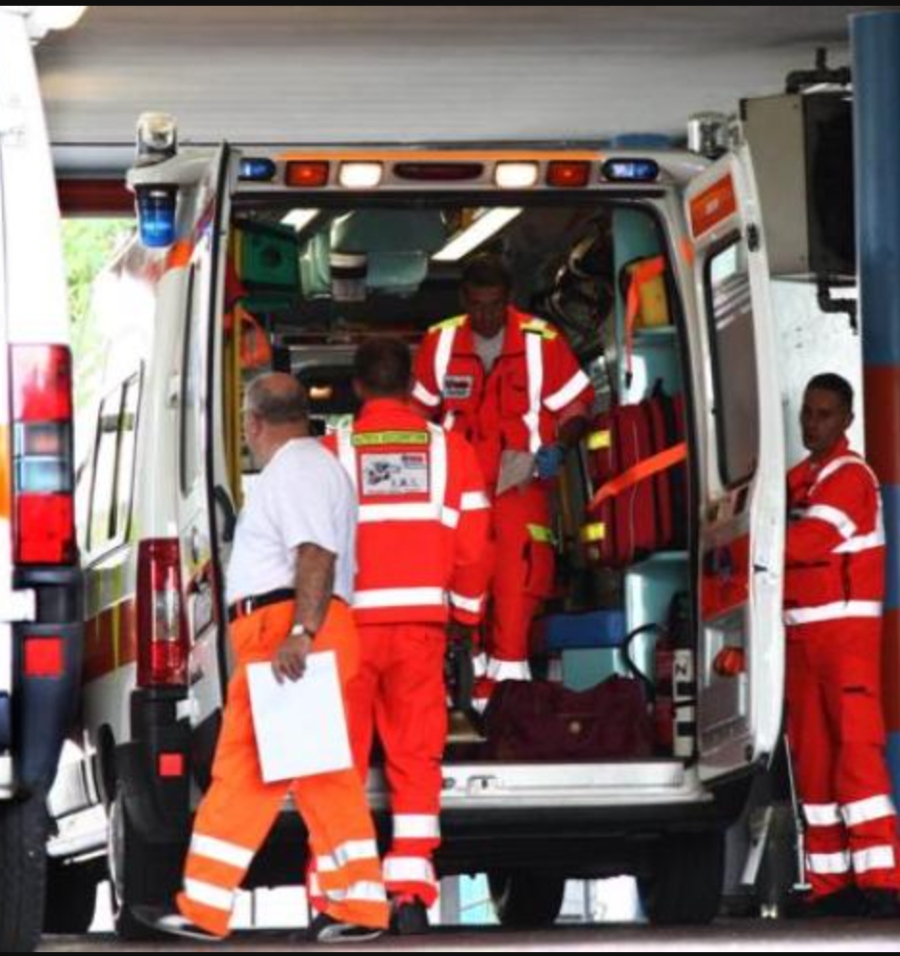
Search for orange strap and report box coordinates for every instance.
[624,255,666,385]
[589,441,687,510]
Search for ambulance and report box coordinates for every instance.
[48,113,786,936]
[0,6,86,950]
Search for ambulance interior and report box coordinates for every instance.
[221,196,695,767]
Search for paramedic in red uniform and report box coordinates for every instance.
[146,374,388,943]
[785,373,900,916]
[328,339,490,934]
[412,255,594,712]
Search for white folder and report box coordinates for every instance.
[247,651,353,783]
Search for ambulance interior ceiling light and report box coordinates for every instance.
[432,208,523,263]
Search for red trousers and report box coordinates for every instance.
[345,622,446,906]
[786,618,900,898]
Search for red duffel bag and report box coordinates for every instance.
[483,676,653,761]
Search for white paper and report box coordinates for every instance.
[496,449,536,496]
[247,651,353,783]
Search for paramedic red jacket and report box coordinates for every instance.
[784,436,885,626]
[324,398,491,626]
[411,306,594,489]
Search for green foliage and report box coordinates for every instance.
[62,218,133,409]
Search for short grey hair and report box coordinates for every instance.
[244,375,309,424]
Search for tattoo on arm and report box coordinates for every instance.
[294,544,336,634]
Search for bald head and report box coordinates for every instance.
[243,373,310,468]
[245,373,309,425]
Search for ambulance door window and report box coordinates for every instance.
[181,264,204,494]
[704,238,759,488]
[87,387,123,551]
[114,373,141,541]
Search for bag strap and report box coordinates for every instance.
[589,441,688,511]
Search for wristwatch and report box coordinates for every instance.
[290,623,313,641]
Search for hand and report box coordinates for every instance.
[272,632,313,684]
[535,443,565,480]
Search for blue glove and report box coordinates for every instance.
[535,443,565,480]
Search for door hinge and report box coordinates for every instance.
[746,224,761,252]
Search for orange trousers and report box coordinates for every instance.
[177,598,389,937]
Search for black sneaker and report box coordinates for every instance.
[132,906,224,941]
[863,888,900,919]
[786,886,865,919]
[390,895,430,936]
[307,912,384,944]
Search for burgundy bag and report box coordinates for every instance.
[484,676,653,761]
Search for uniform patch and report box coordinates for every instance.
[361,452,429,496]
[444,375,474,400]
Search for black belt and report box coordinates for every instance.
[228,588,295,623]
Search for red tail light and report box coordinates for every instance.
[10,345,76,565]
[137,539,188,688]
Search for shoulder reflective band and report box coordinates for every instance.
[624,256,666,387]
[589,442,688,511]
[527,523,556,544]
[351,431,430,447]
[588,428,611,452]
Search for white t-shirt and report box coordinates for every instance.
[474,330,505,375]
[226,438,358,605]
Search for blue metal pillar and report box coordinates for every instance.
[852,11,900,808]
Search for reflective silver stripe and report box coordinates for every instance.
[784,601,882,626]
[803,803,842,828]
[442,507,460,529]
[336,426,357,493]
[393,814,441,840]
[472,652,488,679]
[434,326,457,395]
[544,369,591,413]
[471,696,489,715]
[324,881,388,904]
[308,872,323,899]
[333,839,380,869]
[487,658,532,681]
[461,490,490,511]
[524,331,544,455]
[383,857,437,887]
[412,381,440,408]
[813,455,879,491]
[449,591,482,615]
[803,504,857,540]
[190,834,254,870]
[428,424,448,517]
[834,528,886,554]
[358,503,441,524]
[852,845,896,874]
[842,794,897,828]
[443,411,456,431]
[183,878,234,913]
[805,851,851,875]
[354,588,446,610]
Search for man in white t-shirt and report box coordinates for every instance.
[146,374,388,944]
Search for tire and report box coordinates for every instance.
[0,792,49,952]
[488,869,566,929]
[44,858,101,935]
[638,830,725,925]
[108,785,181,941]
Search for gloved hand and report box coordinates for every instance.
[535,443,565,480]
